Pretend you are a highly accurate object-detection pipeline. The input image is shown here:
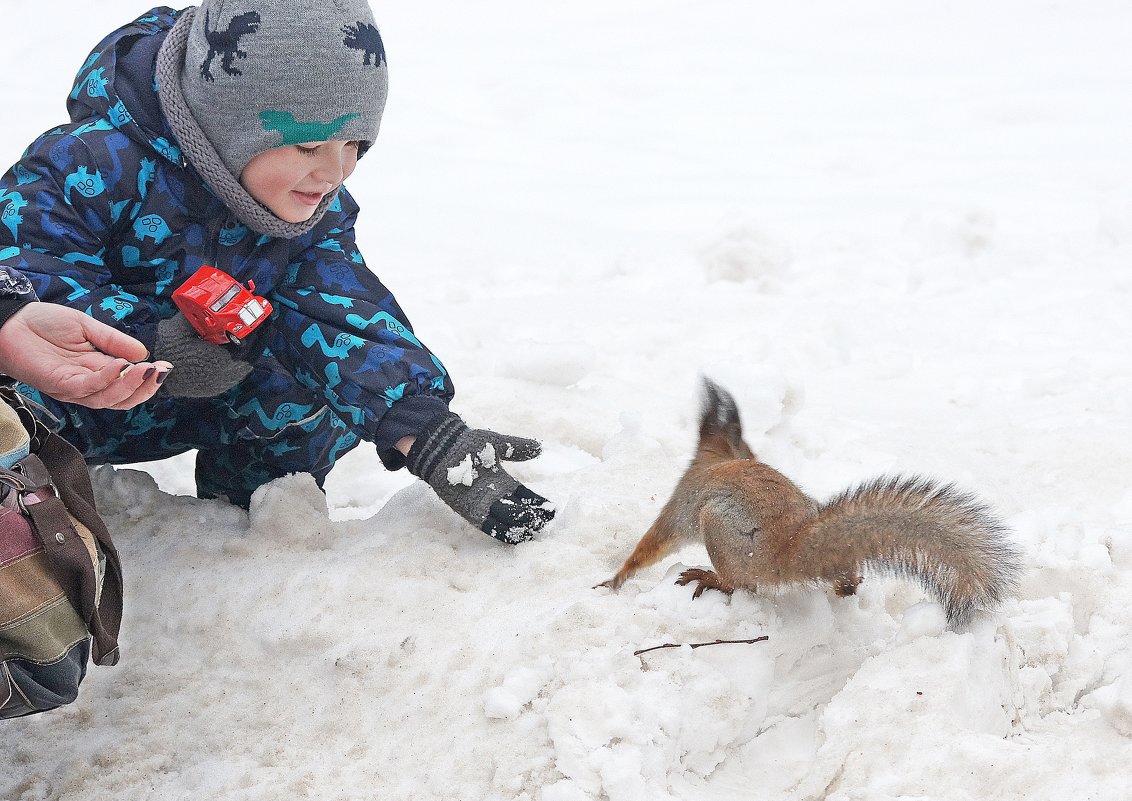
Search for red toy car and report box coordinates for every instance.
[172,266,273,345]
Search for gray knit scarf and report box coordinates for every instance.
[155,9,337,239]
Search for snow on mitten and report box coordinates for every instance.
[406,412,555,543]
[153,313,253,398]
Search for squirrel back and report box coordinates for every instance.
[598,379,1022,629]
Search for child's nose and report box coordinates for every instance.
[313,149,352,186]
[312,157,343,185]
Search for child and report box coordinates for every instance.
[0,2,555,542]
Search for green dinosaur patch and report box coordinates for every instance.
[259,111,361,146]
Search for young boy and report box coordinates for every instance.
[0,2,554,542]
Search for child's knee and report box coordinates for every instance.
[194,408,359,505]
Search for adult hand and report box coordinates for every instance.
[0,303,171,410]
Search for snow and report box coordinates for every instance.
[448,453,479,487]
[3,1,1132,799]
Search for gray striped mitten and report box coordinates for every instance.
[406,412,555,543]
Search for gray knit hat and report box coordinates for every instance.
[156,1,387,236]
[180,0,387,177]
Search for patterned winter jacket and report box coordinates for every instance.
[0,267,35,329]
[0,7,452,463]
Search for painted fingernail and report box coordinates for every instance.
[156,369,171,386]
[142,367,156,381]
[118,364,132,379]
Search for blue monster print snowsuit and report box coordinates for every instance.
[0,9,452,506]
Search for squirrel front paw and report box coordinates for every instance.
[675,568,736,599]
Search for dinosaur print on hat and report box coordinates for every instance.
[201,9,261,82]
[342,22,386,67]
[259,111,361,145]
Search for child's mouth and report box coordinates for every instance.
[292,190,324,206]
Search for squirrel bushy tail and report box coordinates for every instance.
[807,475,1021,628]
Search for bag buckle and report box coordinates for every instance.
[16,483,59,515]
[0,467,59,513]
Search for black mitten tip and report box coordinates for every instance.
[480,485,556,544]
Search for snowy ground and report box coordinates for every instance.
[4,2,1132,799]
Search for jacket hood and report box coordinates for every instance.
[66,7,186,167]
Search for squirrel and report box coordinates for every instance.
[597,379,1022,628]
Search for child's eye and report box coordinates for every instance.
[296,145,319,156]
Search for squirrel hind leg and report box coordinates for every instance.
[676,567,737,599]
[832,573,863,597]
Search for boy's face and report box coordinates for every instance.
[240,141,360,223]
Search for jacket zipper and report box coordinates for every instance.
[206,213,227,271]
